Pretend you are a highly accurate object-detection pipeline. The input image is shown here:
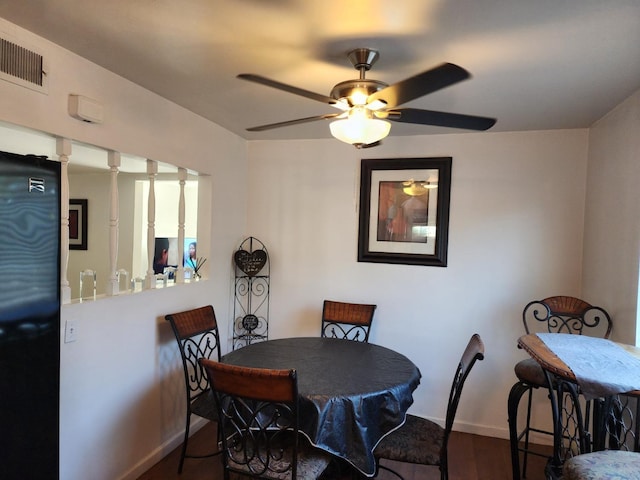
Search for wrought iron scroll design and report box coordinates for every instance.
[543,370,640,480]
[182,332,219,393]
[598,394,640,452]
[322,323,368,342]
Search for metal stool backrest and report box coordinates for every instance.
[522,296,612,339]
[200,361,303,479]
[321,300,376,342]
[165,305,221,404]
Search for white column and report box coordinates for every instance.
[56,138,72,304]
[145,159,158,289]
[176,167,187,283]
[106,151,120,296]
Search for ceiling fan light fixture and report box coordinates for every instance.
[238,47,496,138]
[330,106,391,147]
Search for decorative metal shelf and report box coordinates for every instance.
[232,237,269,350]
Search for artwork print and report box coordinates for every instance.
[377,180,430,243]
[358,157,452,267]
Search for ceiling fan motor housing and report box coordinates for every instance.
[330,79,388,106]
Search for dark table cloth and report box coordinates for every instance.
[222,337,421,477]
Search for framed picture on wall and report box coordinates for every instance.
[358,157,452,267]
[69,199,88,250]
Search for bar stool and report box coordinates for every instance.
[508,296,612,479]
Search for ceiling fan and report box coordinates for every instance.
[237,48,496,148]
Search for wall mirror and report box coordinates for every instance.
[0,120,201,301]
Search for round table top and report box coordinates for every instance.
[222,336,420,397]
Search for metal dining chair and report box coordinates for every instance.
[200,360,332,480]
[508,296,612,480]
[165,305,222,473]
[374,333,485,480]
[321,299,377,342]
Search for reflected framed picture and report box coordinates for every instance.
[358,157,452,267]
[69,199,88,250]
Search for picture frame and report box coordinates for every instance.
[69,199,88,250]
[358,157,452,267]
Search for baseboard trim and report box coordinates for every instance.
[423,416,553,446]
[117,417,208,480]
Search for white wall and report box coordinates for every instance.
[0,18,248,480]
[582,89,640,345]
[246,129,589,438]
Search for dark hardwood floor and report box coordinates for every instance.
[137,422,551,480]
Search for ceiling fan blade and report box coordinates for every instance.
[238,74,348,110]
[368,63,470,109]
[246,113,341,132]
[386,108,496,131]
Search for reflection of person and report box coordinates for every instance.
[401,196,428,241]
[185,241,197,269]
[377,183,408,241]
[153,237,169,274]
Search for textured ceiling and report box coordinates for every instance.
[1,0,639,142]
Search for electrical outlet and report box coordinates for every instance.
[64,320,78,343]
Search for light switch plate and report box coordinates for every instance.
[64,320,78,343]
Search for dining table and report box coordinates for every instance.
[517,333,640,477]
[221,336,422,477]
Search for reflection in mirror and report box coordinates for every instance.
[0,120,200,301]
[68,148,199,299]
[132,178,199,283]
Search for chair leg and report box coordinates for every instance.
[521,385,534,478]
[178,411,192,474]
[508,381,532,480]
[179,417,222,473]
[440,464,448,480]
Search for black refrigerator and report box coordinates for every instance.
[0,150,61,479]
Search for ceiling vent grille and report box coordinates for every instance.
[0,35,48,93]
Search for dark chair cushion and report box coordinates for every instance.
[228,439,331,479]
[191,389,218,421]
[374,414,444,466]
[514,358,549,387]
[563,450,640,480]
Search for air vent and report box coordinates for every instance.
[0,35,48,93]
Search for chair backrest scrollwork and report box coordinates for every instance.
[165,305,221,401]
[523,296,612,339]
[321,300,376,342]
